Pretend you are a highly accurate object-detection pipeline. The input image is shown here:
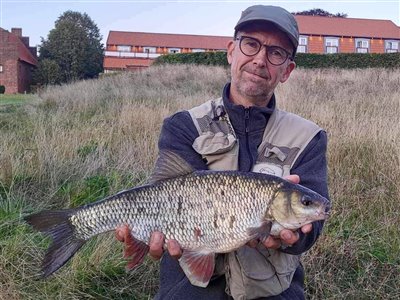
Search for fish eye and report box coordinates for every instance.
[301,197,313,206]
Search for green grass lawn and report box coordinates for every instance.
[0,94,35,105]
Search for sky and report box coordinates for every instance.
[1,0,399,48]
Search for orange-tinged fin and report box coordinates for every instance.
[123,232,150,270]
[247,221,272,242]
[178,250,215,288]
[24,209,85,278]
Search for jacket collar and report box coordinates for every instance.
[222,82,276,135]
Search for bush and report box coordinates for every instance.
[154,52,229,66]
[155,52,400,69]
[295,52,400,69]
[0,85,5,94]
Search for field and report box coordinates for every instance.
[1,65,399,299]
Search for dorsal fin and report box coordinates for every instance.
[148,150,194,184]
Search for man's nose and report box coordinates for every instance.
[252,47,268,67]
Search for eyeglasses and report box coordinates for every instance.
[236,36,293,66]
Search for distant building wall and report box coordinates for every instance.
[0,27,37,94]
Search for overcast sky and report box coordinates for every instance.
[1,0,399,47]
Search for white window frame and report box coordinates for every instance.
[143,46,156,54]
[117,45,131,52]
[0,65,3,73]
[297,35,308,53]
[355,38,370,53]
[168,48,181,54]
[385,40,399,53]
[192,48,205,53]
[325,37,339,54]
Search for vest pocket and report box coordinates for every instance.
[226,245,300,299]
[193,132,239,170]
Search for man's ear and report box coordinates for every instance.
[280,60,296,83]
[226,40,235,65]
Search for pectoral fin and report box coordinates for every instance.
[178,250,215,288]
[121,229,149,270]
[247,221,272,242]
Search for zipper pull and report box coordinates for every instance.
[245,109,250,133]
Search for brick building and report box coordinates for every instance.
[104,31,230,72]
[295,15,400,54]
[104,16,399,72]
[0,28,37,94]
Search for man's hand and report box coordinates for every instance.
[247,174,312,249]
[149,231,182,259]
[115,225,183,262]
[262,223,312,249]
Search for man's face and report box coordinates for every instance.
[227,26,296,107]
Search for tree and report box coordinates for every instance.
[293,8,347,18]
[33,59,62,85]
[36,11,104,84]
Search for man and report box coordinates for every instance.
[116,5,329,299]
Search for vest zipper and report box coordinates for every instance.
[244,108,253,169]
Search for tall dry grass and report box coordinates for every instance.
[0,64,399,299]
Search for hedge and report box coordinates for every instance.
[154,52,400,69]
[0,85,5,94]
[154,52,229,67]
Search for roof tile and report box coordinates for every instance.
[107,31,231,49]
[295,15,400,39]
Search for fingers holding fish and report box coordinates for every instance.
[279,229,300,246]
[149,231,165,260]
[262,235,282,249]
[300,223,312,234]
[284,174,300,184]
[166,239,182,259]
[115,224,130,243]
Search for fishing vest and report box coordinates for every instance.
[188,97,322,299]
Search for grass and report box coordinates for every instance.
[0,65,399,299]
[0,94,35,105]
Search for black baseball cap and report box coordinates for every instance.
[235,5,299,54]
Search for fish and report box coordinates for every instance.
[24,150,330,287]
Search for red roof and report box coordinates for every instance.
[107,31,231,50]
[295,15,400,39]
[103,57,153,69]
[6,30,37,66]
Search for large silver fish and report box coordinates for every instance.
[25,151,330,287]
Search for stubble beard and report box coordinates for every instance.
[232,73,274,106]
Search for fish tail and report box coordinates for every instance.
[24,209,85,278]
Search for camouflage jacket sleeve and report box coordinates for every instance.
[281,130,330,255]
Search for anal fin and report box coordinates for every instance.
[178,250,215,288]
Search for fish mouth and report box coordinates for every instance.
[316,210,330,220]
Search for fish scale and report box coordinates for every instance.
[24,150,330,287]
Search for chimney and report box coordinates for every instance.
[11,28,22,37]
[29,46,38,58]
[21,36,30,47]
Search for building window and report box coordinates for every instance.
[168,48,181,54]
[385,40,399,53]
[192,48,205,53]
[0,65,3,73]
[143,46,156,53]
[355,39,370,53]
[297,36,308,53]
[117,45,131,52]
[325,37,339,53]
